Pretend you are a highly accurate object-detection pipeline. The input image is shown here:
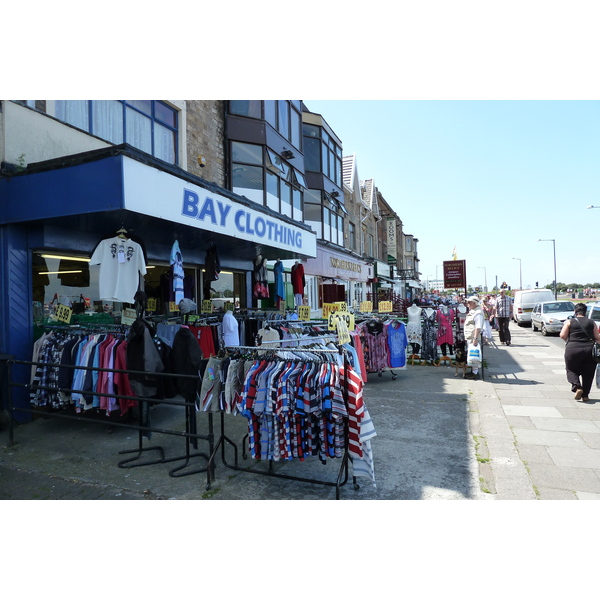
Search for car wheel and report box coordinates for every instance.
[532,321,538,332]
[541,324,548,336]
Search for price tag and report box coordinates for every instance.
[224,302,235,312]
[187,315,200,324]
[379,300,393,313]
[322,303,337,320]
[147,297,157,312]
[336,318,351,345]
[328,310,354,332]
[334,301,347,313]
[169,301,180,312]
[359,301,373,313]
[55,304,73,324]
[121,308,137,325]
[297,305,311,320]
[202,299,213,313]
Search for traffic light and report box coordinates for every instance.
[535,281,538,288]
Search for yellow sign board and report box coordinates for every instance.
[378,301,393,313]
[297,305,311,320]
[322,303,338,320]
[169,301,180,312]
[359,301,373,313]
[202,300,214,313]
[147,297,157,312]
[328,311,355,332]
[54,304,72,324]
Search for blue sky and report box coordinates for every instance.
[305,100,600,291]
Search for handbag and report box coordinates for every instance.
[571,317,600,364]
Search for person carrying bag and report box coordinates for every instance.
[559,303,600,402]
[464,296,484,380]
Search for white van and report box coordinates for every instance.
[513,289,555,325]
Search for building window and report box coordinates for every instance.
[302,123,342,187]
[231,140,304,218]
[369,234,374,257]
[348,222,356,250]
[406,237,412,252]
[230,100,302,150]
[54,100,178,165]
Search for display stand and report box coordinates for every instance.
[4,356,215,487]
[205,344,360,499]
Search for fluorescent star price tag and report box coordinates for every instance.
[55,304,73,324]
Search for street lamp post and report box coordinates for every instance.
[513,257,522,290]
[538,239,557,299]
[478,266,487,293]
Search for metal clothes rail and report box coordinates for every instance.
[3,357,215,486]
[205,344,360,500]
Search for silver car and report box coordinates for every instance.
[531,300,575,336]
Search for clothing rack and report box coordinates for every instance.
[8,323,218,484]
[206,344,361,499]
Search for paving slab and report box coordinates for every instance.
[503,405,563,418]
[512,428,587,447]
[547,446,600,468]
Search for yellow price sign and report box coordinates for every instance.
[322,303,337,320]
[147,297,157,312]
[379,301,393,313]
[169,301,180,312]
[297,305,311,320]
[224,302,235,312]
[359,301,373,313]
[55,304,73,324]
[202,299,214,313]
[328,311,354,332]
[336,318,351,345]
[334,301,347,313]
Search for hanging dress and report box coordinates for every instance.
[421,308,438,362]
[406,304,422,347]
[386,321,408,369]
[436,307,455,346]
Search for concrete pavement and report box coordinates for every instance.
[2,323,599,500]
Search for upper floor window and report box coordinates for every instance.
[302,123,342,187]
[228,100,302,151]
[54,100,178,165]
[348,222,356,251]
[231,141,304,220]
[406,237,412,252]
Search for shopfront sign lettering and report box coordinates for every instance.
[182,190,303,249]
[329,257,362,273]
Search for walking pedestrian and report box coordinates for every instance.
[464,295,484,380]
[496,289,513,346]
[559,303,600,402]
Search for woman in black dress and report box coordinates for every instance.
[559,303,600,401]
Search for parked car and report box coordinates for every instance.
[513,289,555,325]
[586,302,600,327]
[531,300,575,335]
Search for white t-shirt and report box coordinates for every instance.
[222,311,240,347]
[89,236,146,304]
